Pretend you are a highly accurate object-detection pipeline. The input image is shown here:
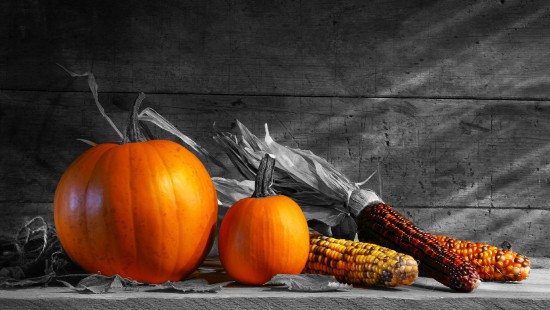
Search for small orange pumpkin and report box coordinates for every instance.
[53,99,217,283]
[218,154,310,285]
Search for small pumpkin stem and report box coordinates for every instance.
[252,154,277,198]
[122,93,148,144]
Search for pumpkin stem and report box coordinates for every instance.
[122,93,149,144]
[252,154,277,198]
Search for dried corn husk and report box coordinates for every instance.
[213,121,383,239]
[213,177,254,208]
[58,64,223,168]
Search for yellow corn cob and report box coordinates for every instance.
[434,235,530,282]
[303,234,418,287]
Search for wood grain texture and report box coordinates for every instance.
[1,0,550,98]
[1,266,550,309]
[2,297,549,310]
[3,90,550,207]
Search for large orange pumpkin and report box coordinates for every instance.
[218,154,310,285]
[53,100,217,283]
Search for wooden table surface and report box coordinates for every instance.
[1,258,549,309]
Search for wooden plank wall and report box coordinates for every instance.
[1,0,550,257]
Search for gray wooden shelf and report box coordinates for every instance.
[1,258,549,310]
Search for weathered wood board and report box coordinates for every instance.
[3,91,550,207]
[1,259,550,310]
[1,90,549,255]
[1,0,550,98]
[2,202,548,257]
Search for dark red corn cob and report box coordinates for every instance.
[356,203,481,292]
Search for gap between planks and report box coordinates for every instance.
[1,88,550,102]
